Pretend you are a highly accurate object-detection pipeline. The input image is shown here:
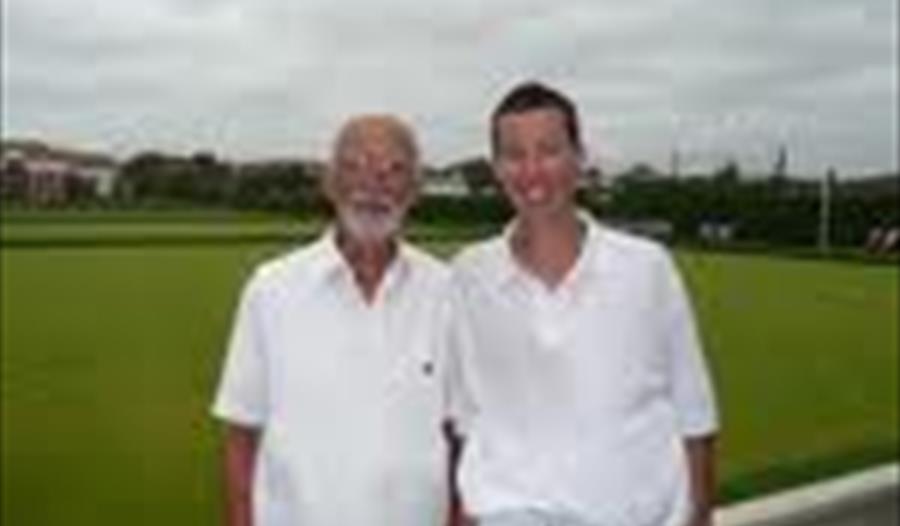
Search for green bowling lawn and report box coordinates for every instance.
[1,229,897,525]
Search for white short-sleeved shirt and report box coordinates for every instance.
[448,212,719,526]
[211,229,452,526]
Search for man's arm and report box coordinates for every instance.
[444,421,469,526]
[685,434,717,526]
[223,424,260,526]
[658,252,720,525]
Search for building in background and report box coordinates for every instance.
[0,139,119,204]
[422,168,468,197]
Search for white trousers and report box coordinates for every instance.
[477,509,598,526]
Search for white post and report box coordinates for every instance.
[819,167,835,254]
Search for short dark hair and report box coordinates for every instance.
[490,81,583,155]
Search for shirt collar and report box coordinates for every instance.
[307,226,413,297]
[494,209,604,292]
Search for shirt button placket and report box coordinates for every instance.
[535,290,566,352]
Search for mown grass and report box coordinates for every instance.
[680,251,899,501]
[1,232,897,525]
[0,218,493,247]
[0,207,291,224]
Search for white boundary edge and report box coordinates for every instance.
[715,463,898,526]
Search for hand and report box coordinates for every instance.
[447,516,474,526]
[687,510,712,526]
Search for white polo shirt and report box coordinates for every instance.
[448,212,719,526]
[211,229,452,526]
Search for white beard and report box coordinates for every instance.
[337,201,404,242]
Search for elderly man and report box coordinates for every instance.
[447,82,719,526]
[212,115,452,525]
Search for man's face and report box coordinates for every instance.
[493,108,581,217]
[326,120,418,242]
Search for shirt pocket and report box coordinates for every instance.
[386,343,441,411]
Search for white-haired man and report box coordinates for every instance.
[212,115,454,525]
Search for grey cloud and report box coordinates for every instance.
[2,0,896,175]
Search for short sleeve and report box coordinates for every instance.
[211,270,269,428]
[659,252,719,437]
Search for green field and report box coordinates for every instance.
[1,225,898,525]
[0,217,490,247]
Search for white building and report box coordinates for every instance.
[1,139,119,202]
[422,169,469,197]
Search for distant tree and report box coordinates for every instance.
[617,162,661,182]
[583,164,603,189]
[713,159,740,184]
[115,150,235,206]
[187,151,231,204]
[115,151,171,203]
[231,161,322,215]
[772,144,788,179]
[445,157,497,196]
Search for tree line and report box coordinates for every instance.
[3,149,897,249]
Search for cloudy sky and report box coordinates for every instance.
[2,0,897,176]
